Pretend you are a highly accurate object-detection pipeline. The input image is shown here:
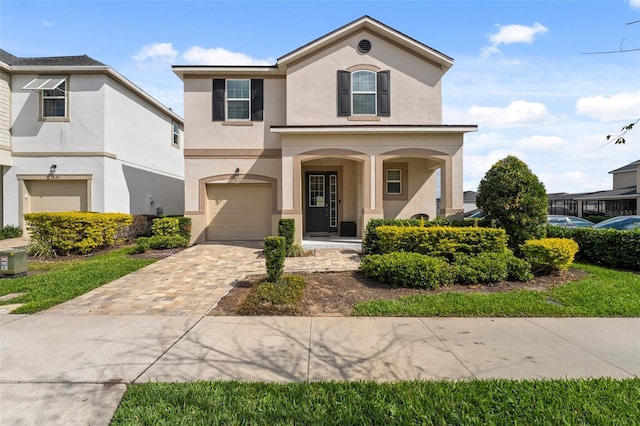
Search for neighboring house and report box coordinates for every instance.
[173,16,477,244]
[574,160,639,217]
[0,50,184,228]
[437,190,478,216]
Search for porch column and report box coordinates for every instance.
[362,155,384,232]
[439,152,464,218]
[281,153,303,244]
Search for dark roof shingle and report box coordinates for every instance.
[0,49,105,67]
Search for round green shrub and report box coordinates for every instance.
[360,252,453,289]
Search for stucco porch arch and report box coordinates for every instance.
[292,149,369,237]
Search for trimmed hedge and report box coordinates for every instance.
[24,212,133,255]
[134,235,189,251]
[546,226,640,271]
[362,218,494,254]
[278,219,295,256]
[264,236,286,283]
[374,226,508,259]
[360,252,453,289]
[453,251,533,284]
[151,217,192,240]
[521,238,579,274]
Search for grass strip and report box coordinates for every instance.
[112,378,640,425]
[354,264,640,317]
[0,248,155,313]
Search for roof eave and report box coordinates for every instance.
[270,125,478,135]
[172,65,282,80]
[277,16,453,70]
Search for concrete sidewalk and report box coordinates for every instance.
[1,314,639,425]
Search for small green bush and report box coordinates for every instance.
[151,217,180,237]
[521,238,579,275]
[134,235,189,251]
[264,236,286,283]
[177,217,192,240]
[238,274,307,315]
[360,252,453,289]
[451,251,532,284]
[278,219,296,256]
[0,225,23,240]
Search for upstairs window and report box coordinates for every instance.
[352,71,376,115]
[213,79,263,122]
[42,79,67,118]
[172,122,180,147]
[226,79,250,120]
[337,70,390,117]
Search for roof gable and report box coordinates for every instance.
[609,159,640,174]
[277,15,453,70]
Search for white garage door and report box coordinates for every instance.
[28,180,88,213]
[206,183,272,240]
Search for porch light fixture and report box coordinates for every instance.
[49,164,57,173]
[234,168,240,176]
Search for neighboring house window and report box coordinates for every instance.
[386,169,402,195]
[337,70,390,117]
[42,80,67,118]
[172,122,180,147]
[212,79,263,121]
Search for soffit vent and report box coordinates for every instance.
[358,39,372,54]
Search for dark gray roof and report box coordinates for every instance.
[609,159,640,174]
[0,49,105,67]
[574,186,638,200]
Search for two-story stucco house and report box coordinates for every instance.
[173,16,477,244]
[0,49,184,228]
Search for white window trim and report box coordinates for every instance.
[40,78,68,120]
[172,122,180,147]
[351,70,376,115]
[386,168,402,195]
[226,79,250,121]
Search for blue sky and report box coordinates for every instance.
[2,0,639,194]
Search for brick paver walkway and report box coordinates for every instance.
[45,243,361,316]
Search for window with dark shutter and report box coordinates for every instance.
[251,79,263,121]
[212,79,225,121]
[377,70,390,117]
[337,70,351,116]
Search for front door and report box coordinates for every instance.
[305,172,338,233]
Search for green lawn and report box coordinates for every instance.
[354,264,640,317]
[0,248,155,314]
[112,378,640,425]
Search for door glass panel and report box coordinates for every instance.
[329,174,337,228]
[309,175,324,207]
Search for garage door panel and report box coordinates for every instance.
[206,184,272,240]
[28,180,88,213]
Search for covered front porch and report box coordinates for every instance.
[272,125,475,244]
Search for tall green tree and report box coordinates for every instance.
[476,156,548,253]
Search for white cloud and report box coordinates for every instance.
[489,22,549,45]
[182,46,274,65]
[575,92,640,122]
[41,20,54,28]
[481,22,548,57]
[132,43,178,64]
[517,135,566,151]
[630,0,640,9]
[468,100,552,128]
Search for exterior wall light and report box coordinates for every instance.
[50,164,57,173]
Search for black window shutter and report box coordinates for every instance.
[251,79,264,121]
[212,79,225,121]
[377,70,390,117]
[337,70,351,116]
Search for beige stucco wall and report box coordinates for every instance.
[285,30,444,126]
[612,168,638,189]
[183,76,285,150]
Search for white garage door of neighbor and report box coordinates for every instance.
[28,180,88,213]
[206,183,272,240]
